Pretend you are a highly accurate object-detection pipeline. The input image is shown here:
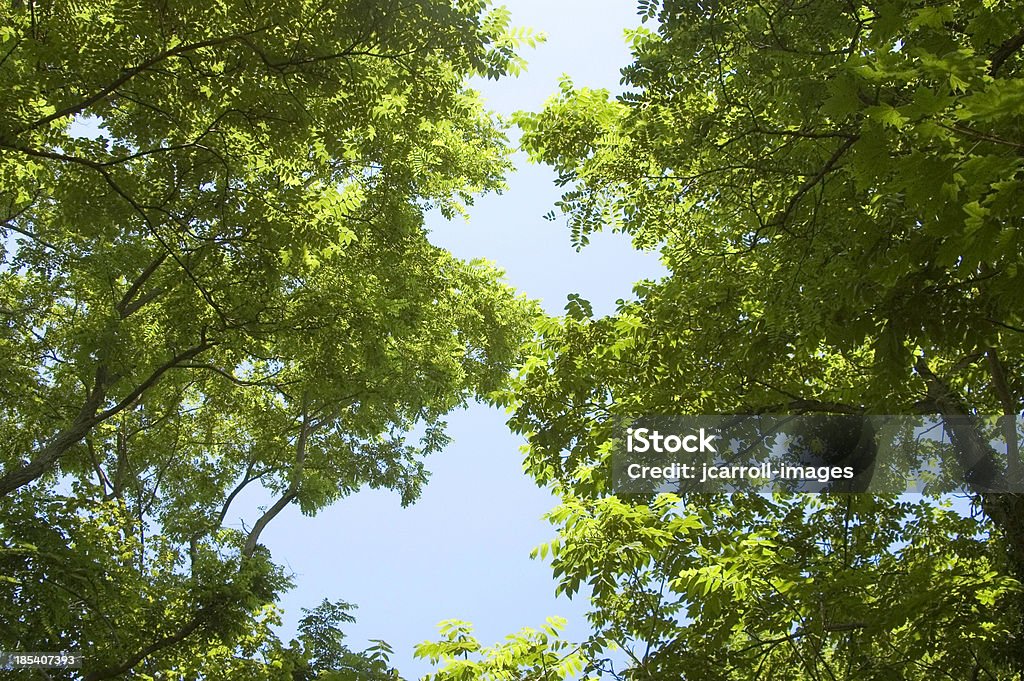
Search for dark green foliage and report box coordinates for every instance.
[423,0,1024,678]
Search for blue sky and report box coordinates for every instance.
[253,2,665,677]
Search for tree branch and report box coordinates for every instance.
[15,28,270,134]
[115,252,169,319]
[987,348,1020,483]
[774,135,859,230]
[0,365,109,497]
[914,356,1008,492]
[242,395,313,558]
[95,339,216,422]
[0,339,215,497]
[989,28,1024,77]
[81,617,203,681]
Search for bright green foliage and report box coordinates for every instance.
[267,599,400,681]
[416,617,590,681]
[423,494,1022,679]
[0,0,537,677]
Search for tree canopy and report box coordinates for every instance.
[5,0,1024,678]
[512,0,1024,493]
[1,0,537,677]
[421,0,1024,678]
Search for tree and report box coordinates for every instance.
[420,494,1022,680]
[516,0,1024,581]
[418,0,1024,677]
[270,598,401,681]
[0,0,538,677]
[510,0,1024,568]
